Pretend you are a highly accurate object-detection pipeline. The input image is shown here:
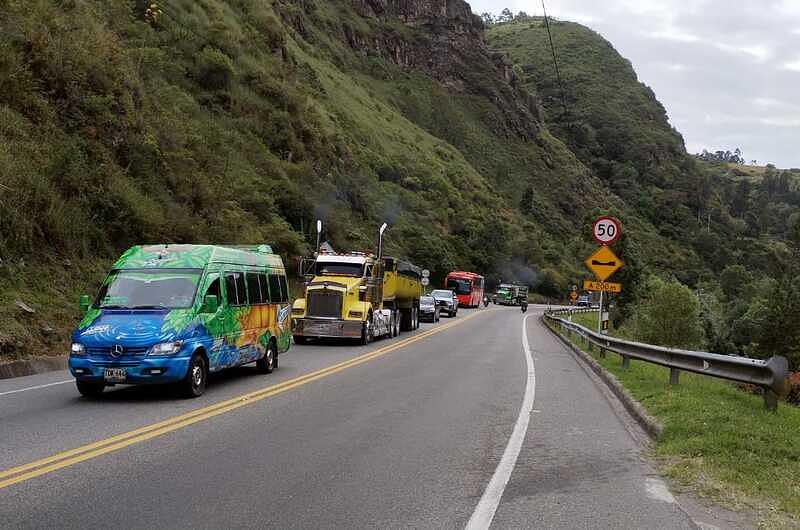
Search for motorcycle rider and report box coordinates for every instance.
[520,296,529,313]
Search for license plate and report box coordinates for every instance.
[103,368,127,383]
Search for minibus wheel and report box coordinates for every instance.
[257,342,276,374]
[76,380,105,398]
[180,354,207,398]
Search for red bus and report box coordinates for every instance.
[444,271,485,308]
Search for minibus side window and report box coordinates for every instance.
[225,272,244,306]
[246,273,263,304]
[279,275,289,301]
[268,274,287,304]
[235,272,247,305]
[204,276,222,304]
[258,273,269,303]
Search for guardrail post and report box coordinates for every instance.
[764,389,779,412]
[621,355,630,370]
[669,368,680,385]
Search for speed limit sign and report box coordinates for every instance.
[592,216,621,246]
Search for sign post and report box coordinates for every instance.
[585,216,623,334]
[597,290,604,333]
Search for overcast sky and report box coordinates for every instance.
[469,0,800,168]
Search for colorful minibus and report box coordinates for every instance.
[69,245,291,398]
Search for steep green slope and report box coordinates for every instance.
[486,19,800,278]
[0,0,610,358]
[487,17,800,356]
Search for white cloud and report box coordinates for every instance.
[783,59,800,71]
[650,28,701,43]
[760,116,800,127]
[754,97,783,108]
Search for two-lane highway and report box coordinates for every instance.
[0,306,694,528]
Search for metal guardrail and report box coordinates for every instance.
[544,309,790,411]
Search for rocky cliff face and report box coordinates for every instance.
[346,0,543,139]
[353,0,481,30]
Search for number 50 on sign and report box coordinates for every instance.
[592,216,621,246]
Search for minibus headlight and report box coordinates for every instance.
[149,341,183,356]
[70,343,85,355]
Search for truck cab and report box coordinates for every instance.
[292,252,421,345]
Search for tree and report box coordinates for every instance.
[629,277,706,349]
[754,276,800,370]
[480,12,494,25]
[719,264,752,300]
[497,8,514,23]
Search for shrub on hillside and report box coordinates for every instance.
[754,275,800,370]
[628,276,706,349]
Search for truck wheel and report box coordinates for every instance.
[361,315,373,345]
[179,354,207,398]
[256,342,276,374]
[76,380,105,398]
[392,311,400,337]
[413,307,420,330]
[400,308,411,332]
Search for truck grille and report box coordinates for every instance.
[307,291,342,318]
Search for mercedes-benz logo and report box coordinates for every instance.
[111,344,124,358]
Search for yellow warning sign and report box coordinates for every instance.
[584,246,624,282]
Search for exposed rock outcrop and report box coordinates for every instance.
[347,0,542,139]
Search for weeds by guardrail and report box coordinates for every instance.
[544,309,790,411]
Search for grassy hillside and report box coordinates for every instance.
[1,3,794,361]
[488,17,800,362]
[0,0,610,359]
[486,19,799,278]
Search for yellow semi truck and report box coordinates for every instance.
[291,252,423,345]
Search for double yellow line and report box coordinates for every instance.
[0,311,484,490]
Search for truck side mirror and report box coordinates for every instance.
[201,295,219,314]
[79,294,90,313]
[298,257,315,280]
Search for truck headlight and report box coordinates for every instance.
[70,343,85,356]
[149,341,183,356]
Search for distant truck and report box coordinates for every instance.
[292,250,423,345]
[494,283,529,306]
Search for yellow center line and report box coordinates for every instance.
[0,310,486,490]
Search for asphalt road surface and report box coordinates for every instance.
[0,305,695,529]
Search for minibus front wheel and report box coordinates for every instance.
[179,353,207,398]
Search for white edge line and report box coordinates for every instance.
[0,380,73,397]
[465,313,537,530]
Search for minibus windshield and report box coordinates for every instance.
[94,269,202,309]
